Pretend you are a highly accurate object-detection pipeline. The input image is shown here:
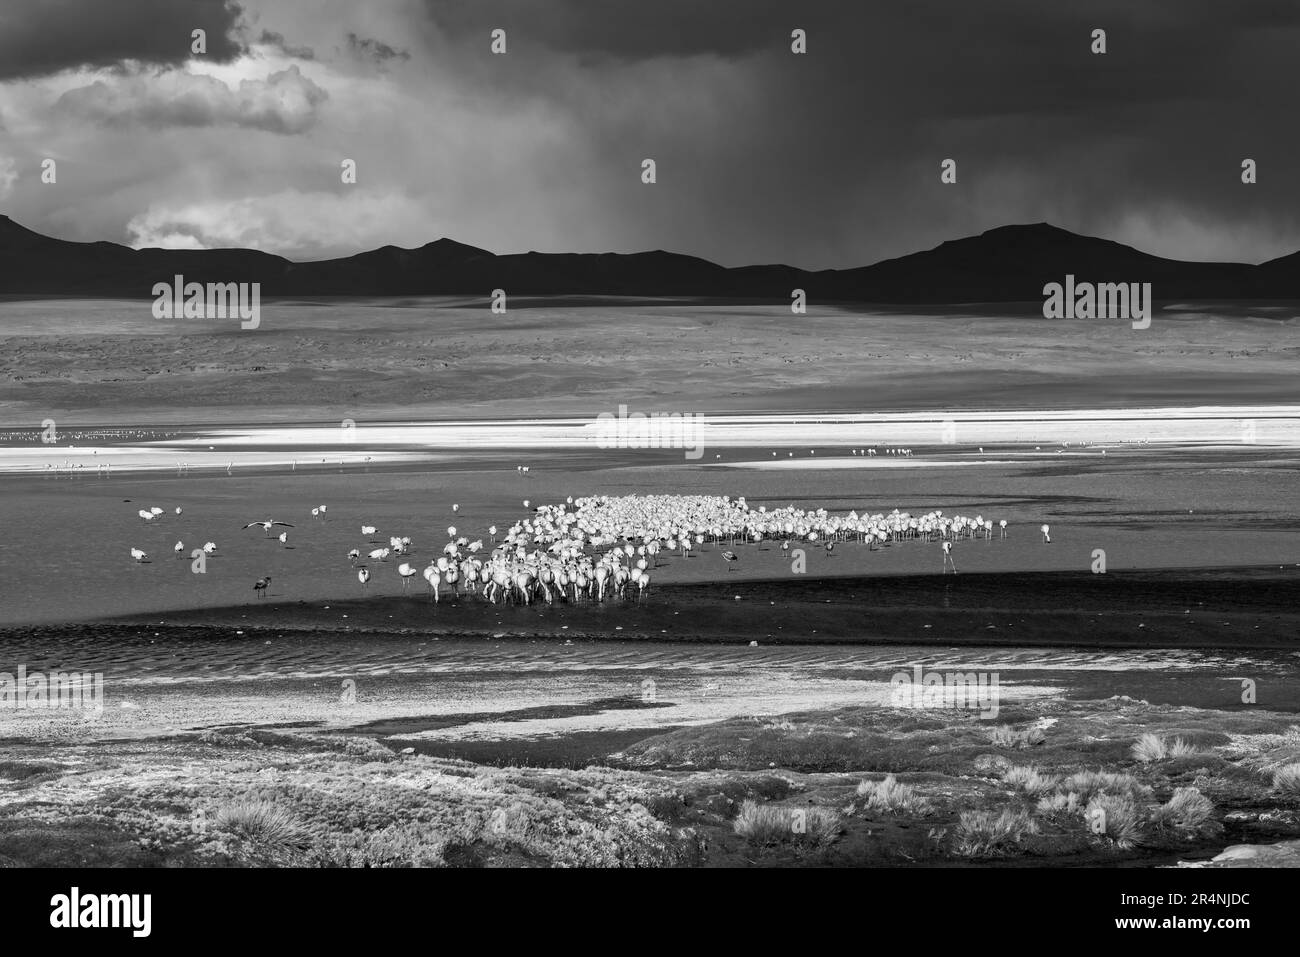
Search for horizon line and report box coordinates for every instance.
[3,214,1286,273]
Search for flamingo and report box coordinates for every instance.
[243,520,293,538]
[253,576,271,598]
[398,563,416,592]
[278,531,289,547]
[358,567,371,592]
[203,541,217,554]
[513,569,532,604]
[362,525,378,539]
[423,564,441,602]
[942,541,957,574]
[347,548,361,564]
[130,548,147,563]
[721,550,739,571]
[1041,524,1051,544]
[174,540,184,558]
[999,519,1007,539]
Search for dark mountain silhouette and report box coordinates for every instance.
[0,215,1294,302]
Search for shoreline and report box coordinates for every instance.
[8,567,1299,650]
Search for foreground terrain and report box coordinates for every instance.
[2,694,1298,867]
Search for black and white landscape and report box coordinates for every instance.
[0,0,1298,891]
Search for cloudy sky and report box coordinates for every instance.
[1,0,1297,268]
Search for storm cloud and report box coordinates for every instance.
[0,0,246,80]
[1,0,1298,267]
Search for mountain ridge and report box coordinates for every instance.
[0,215,1295,302]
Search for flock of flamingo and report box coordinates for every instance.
[129,493,1035,603]
[343,494,1026,605]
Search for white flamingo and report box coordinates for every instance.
[130,547,147,562]
[1041,523,1051,544]
[358,567,371,592]
[398,562,416,591]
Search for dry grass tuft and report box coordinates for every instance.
[732,800,842,846]
[954,808,1039,857]
[1002,765,1059,796]
[214,799,310,849]
[856,775,933,815]
[1132,733,1202,763]
[1058,770,1152,803]
[1085,793,1143,849]
[990,725,1046,750]
[1271,763,1300,796]
[1149,787,1216,834]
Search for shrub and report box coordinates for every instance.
[1132,733,1167,763]
[732,800,841,846]
[1037,791,1083,815]
[856,775,932,815]
[1085,794,1143,849]
[213,799,310,849]
[1272,763,1300,796]
[1058,770,1152,802]
[1003,765,1059,796]
[954,808,1039,857]
[1132,733,1200,763]
[1149,787,1216,834]
[990,725,1046,750]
